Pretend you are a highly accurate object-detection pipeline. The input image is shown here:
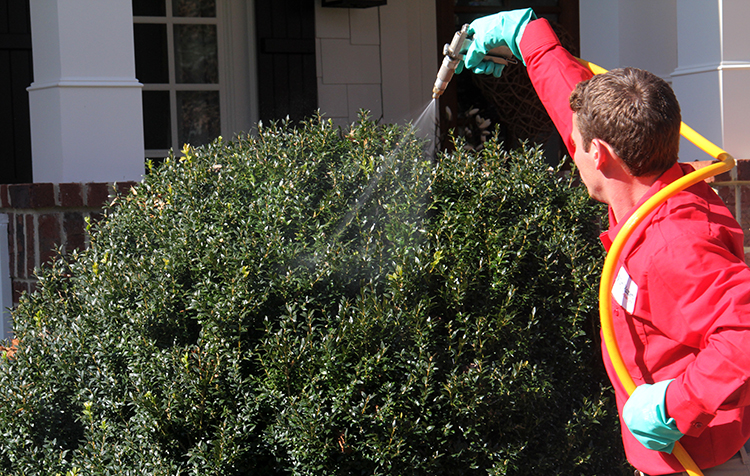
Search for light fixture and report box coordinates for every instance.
[321,0,387,8]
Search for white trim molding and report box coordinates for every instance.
[672,61,750,78]
[0,214,12,341]
[28,77,143,91]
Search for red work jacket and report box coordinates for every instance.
[520,18,750,475]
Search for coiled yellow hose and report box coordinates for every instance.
[577,58,736,476]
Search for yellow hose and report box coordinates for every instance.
[577,58,735,476]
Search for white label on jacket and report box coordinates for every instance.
[612,266,638,314]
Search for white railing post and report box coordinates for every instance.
[0,214,12,340]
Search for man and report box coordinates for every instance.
[458,8,750,476]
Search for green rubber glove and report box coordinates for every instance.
[623,380,684,453]
[460,8,537,77]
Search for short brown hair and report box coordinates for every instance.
[569,67,681,177]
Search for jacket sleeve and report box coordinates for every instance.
[519,18,593,158]
[651,235,750,437]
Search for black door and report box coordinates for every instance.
[255,0,317,123]
[0,0,33,184]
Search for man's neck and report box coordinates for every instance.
[606,173,661,223]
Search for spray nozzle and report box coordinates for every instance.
[431,24,517,99]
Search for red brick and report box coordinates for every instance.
[710,170,733,184]
[31,183,56,208]
[86,183,111,207]
[715,185,736,213]
[13,214,24,278]
[25,215,34,277]
[0,184,9,208]
[38,213,61,266]
[12,280,28,305]
[8,184,30,209]
[14,214,26,279]
[735,159,750,181]
[63,212,86,252]
[7,213,16,277]
[8,183,56,209]
[89,211,104,226]
[701,158,750,183]
[116,181,138,197]
[58,183,84,208]
[741,185,750,249]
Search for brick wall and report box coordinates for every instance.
[0,161,749,309]
[0,182,137,306]
[699,159,750,262]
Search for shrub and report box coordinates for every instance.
[0,113,627,475]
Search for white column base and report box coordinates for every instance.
[28,79,144,183]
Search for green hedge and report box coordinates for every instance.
[0,113,627,475]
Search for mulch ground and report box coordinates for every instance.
[0,339,19,359]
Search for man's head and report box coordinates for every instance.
[569,67,681,177]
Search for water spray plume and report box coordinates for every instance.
[332,102,437,243]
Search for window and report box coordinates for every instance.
[133,0,222,160]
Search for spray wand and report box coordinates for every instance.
[432,24,517,99]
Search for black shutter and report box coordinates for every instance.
[0,0,33,184]
[255,0,317,123]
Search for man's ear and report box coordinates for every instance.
[590,138,617,171]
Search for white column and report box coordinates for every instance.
[579,0,677,81]
[672,0,750,162]
[28,0,144,183]
[581,0,750,163]
[0,214,12,340]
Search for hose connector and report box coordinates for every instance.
[432,25,470,99]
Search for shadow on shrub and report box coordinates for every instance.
[0,112,628,475]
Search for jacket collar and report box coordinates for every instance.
[599,162,688,251]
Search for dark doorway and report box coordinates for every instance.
[0,0,33,184]
[255,0,318,123]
